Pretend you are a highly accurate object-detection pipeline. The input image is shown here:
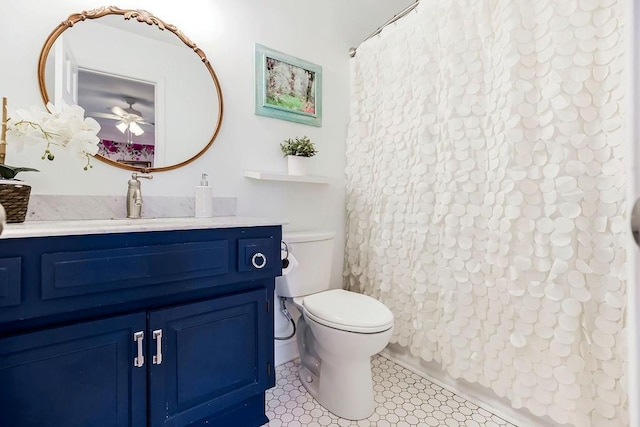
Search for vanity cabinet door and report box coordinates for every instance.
[148,287,274,427]
[0,313,147,427]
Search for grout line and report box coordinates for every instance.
[379,350,537,427]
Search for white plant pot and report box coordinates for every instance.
[287,155,311,176]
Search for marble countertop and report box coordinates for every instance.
[1,216,286,239]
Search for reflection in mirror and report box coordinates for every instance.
[39,7,223,172]
[80,70,156,168]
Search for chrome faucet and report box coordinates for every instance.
[126,172,153,219]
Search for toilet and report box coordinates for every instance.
[276,231,394,420]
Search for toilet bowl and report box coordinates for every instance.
[294,290,393,420]
[276,231,394,420]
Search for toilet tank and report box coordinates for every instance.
[276,231,335,297]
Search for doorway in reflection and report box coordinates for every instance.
[77,69,156,167]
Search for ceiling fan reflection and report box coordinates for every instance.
[90,99,154,144]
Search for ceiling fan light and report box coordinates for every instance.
[129,122,144,136]
[116,121,128,133]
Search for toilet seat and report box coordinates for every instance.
[302,289,394,334]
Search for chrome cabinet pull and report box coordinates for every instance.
[153,329,163,365]
[251,252,267,269]
[133,331,144,367]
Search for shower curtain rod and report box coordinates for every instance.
[349,1,420,58]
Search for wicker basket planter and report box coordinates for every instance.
[0,180,31,223]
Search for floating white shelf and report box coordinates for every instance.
[244,170,330,184]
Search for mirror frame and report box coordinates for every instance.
[37,6,224,173]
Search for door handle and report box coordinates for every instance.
[133,331,144,367]
[153,329,163,365]
[632,198,640,247]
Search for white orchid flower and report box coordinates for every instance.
[5,102,101,171]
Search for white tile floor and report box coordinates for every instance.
[264,355,518,427]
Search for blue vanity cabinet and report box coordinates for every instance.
[0,313,147,427]
[0,225,281,427]
[149,288,272,426]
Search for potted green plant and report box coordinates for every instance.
[280,136,317,175]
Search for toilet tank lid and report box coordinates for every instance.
[282,231,335,243]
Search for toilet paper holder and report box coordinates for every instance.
[281,241,290,268]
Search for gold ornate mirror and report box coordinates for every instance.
[38,6,224,173]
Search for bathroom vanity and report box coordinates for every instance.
[0,218,282,427]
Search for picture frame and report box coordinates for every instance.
[255,43,322,127]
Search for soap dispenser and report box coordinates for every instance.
[194,173,213,218]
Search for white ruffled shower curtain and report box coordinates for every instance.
[344,1,626,425]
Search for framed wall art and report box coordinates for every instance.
[255,43,322,127]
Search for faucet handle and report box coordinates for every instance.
[132,172,153,181]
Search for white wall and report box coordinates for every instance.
[1,0,413,360]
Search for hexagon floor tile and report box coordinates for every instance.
[263,355,518,427]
